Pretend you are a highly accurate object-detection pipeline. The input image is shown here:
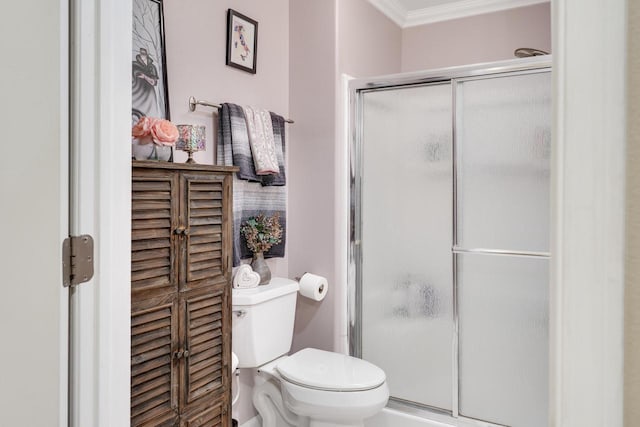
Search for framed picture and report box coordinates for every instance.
[132,0,170,123]
[226,9,258,74]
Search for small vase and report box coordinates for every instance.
[251,252,271,285]
[132,137,172,161]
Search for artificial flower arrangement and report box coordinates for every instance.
[132,116,179,146]
[241,213,283,254]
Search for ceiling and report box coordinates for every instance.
[397,0,455,10]
[368,0,550,28]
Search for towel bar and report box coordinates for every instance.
[188,96,294,124]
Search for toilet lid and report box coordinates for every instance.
[276,348,386,392]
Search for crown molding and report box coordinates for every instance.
[367,0,408,27]
[368,0,550,28]
[405,0,550,27]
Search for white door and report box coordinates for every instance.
[0,0,69,425]
[0,0,131,425]
[69,0,132,426]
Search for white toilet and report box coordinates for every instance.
[232,277,389,427]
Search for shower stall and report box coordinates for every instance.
[349,58,551,427]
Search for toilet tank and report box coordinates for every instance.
[232,277,299,368]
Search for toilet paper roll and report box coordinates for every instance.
[298,273,328,301]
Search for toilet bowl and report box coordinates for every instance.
[257,348,389,427]
[231,352,240,407]
[232,278,389,427]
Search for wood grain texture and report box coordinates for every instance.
[182,289,225,409]
[132,161,235,427]
[131,301,179,427]
[183,402,224,427]
[132,171,179,300]
[182,174,226,288]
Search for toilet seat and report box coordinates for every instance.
[276,348,386,392]
[278,371,389,423]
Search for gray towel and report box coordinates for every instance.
[217,103,261,182]
[217,103,287,265]
[262,112,287,186]
[217,104,286,186]
[230,183,286,265]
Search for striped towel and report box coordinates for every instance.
[262,112,286,186]
[217,104,286,186]
[217,103,287,265]
[217,103,260,182]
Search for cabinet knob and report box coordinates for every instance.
[183,350,190,358]
[174,350,184,359]
[174,227,185,235]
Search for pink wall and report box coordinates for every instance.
[164,0,289,279]
[338,0,402,77]
[288,0,338,355]
[163,1,289,423]
[401,3,551,72]
[288,0,402,358]
[335,0,403,353]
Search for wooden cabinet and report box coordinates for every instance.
[131,161,236,427]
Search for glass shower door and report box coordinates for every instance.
[360,83,454,411]
[455,71,551,427]
[356,65,551,426]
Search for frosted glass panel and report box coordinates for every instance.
[458,253,549,427]
[361,84,453,410]
[457,72,551,252]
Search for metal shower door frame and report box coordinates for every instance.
[348,56,552,424]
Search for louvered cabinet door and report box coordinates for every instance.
[132,170,180,300]
[131,300,180,427]
[132,163,235,427]
[180,287,229,420]
[183,402,224,427]
[179,173,231,290]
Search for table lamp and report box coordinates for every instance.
[176,124,206,164]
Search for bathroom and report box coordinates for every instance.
[2,0,637,426]
[160,1,552,425]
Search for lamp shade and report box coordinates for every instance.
[176,124,206,163]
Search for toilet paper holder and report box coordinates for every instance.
[295,274,326,295]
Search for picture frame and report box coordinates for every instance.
[132,0,170,123]
[226,9,258,74]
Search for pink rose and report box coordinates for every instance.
[132,116,157,138]
[151,119,179,146]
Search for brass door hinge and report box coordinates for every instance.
[62,235,94,287]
